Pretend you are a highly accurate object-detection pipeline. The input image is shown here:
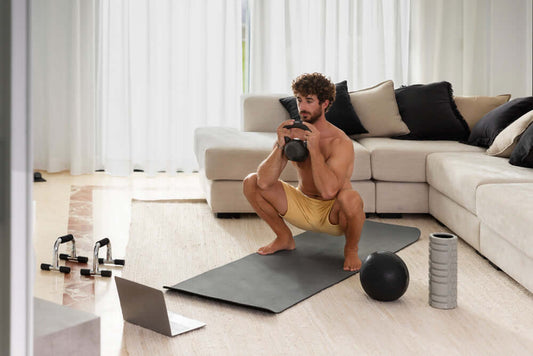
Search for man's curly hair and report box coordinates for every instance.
[291,73,336,112]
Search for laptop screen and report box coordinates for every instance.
[115,276,173,336]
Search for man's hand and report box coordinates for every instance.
[276,119,295,149]
[300,122,320,153]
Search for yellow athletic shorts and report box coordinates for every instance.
[280,181,343,236]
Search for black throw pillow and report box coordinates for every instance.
[279,81,368,135]
[467,96,533,148]
[279,96,300,120]
[393,81,470,141]
[509,121,533,168]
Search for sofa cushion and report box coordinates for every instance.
[454,94,511,130]
[479,223,533,293]
[467,96,533,148]
[279,81,368,135]
[349,140,372,180]
[195,127,371,181]
[376,182,429,213]
[357,138,484,182]
[349,80,410,138]
[509,119,533,168]
[393,81,470,141]
[195,127,283,180]
[242,94,290,132]
[487,110,533,157]
[429,187,481,249]
[427,152,533,214]
[476,183,533,259]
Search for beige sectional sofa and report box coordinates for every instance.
[194,92,533,293]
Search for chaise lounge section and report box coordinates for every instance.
[427,152,533,291]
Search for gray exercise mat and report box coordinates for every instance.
[164,220,420,313]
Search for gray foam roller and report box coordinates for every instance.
[429,232,457,309]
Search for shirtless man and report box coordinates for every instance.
[243,73,366,271]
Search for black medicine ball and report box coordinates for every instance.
[359,251,409,302]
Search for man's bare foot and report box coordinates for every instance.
[344,247,362,271]
[257,236,295,255]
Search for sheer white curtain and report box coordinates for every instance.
[32,0,98,175]
[248,0,411,93]
[98,0,242,175]
[32,0,242,175]
[409,0,532,97]
[249,0,532,97]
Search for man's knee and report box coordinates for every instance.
[243,172,279,192]
[338,190,364,218]
[243,173,258,196]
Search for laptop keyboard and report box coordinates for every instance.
[168,311,205,335]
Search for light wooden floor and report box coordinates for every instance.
[33,171,533,355]
[33,171,205,355]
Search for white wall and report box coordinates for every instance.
[1,0,33,355]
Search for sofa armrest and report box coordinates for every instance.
[241,94,291,132]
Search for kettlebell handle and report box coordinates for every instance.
[284,136,306,144]
[283,120,311,132]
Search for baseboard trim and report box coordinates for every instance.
[216,213,241,219]
[376,213,403,219]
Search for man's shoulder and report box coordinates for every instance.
[329,130,353,147]
[322,122,349,140]
[323,132,354,161]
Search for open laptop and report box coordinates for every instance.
[115,276,205,336]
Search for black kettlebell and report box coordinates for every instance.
[283,120,311,162]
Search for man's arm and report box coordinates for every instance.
[309,137,354,200]
[256,143,288,189]
[256,120,293,189]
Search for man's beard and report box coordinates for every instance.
[300,108,323,124]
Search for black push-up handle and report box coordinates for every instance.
[97,238,110,247]
[40,263,70,273]
[59,254,89,263]
[98,258,125,265]
[59,234,74,243]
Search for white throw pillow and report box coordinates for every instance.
[486,110,533,157]
[349,80,410,138]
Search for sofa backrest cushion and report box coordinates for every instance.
[242,94,289,132]
[393,81,470,141]
[349,80,410,138]
[467,96,533,148]
[487,110,533,157]
[454,94,511,129]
